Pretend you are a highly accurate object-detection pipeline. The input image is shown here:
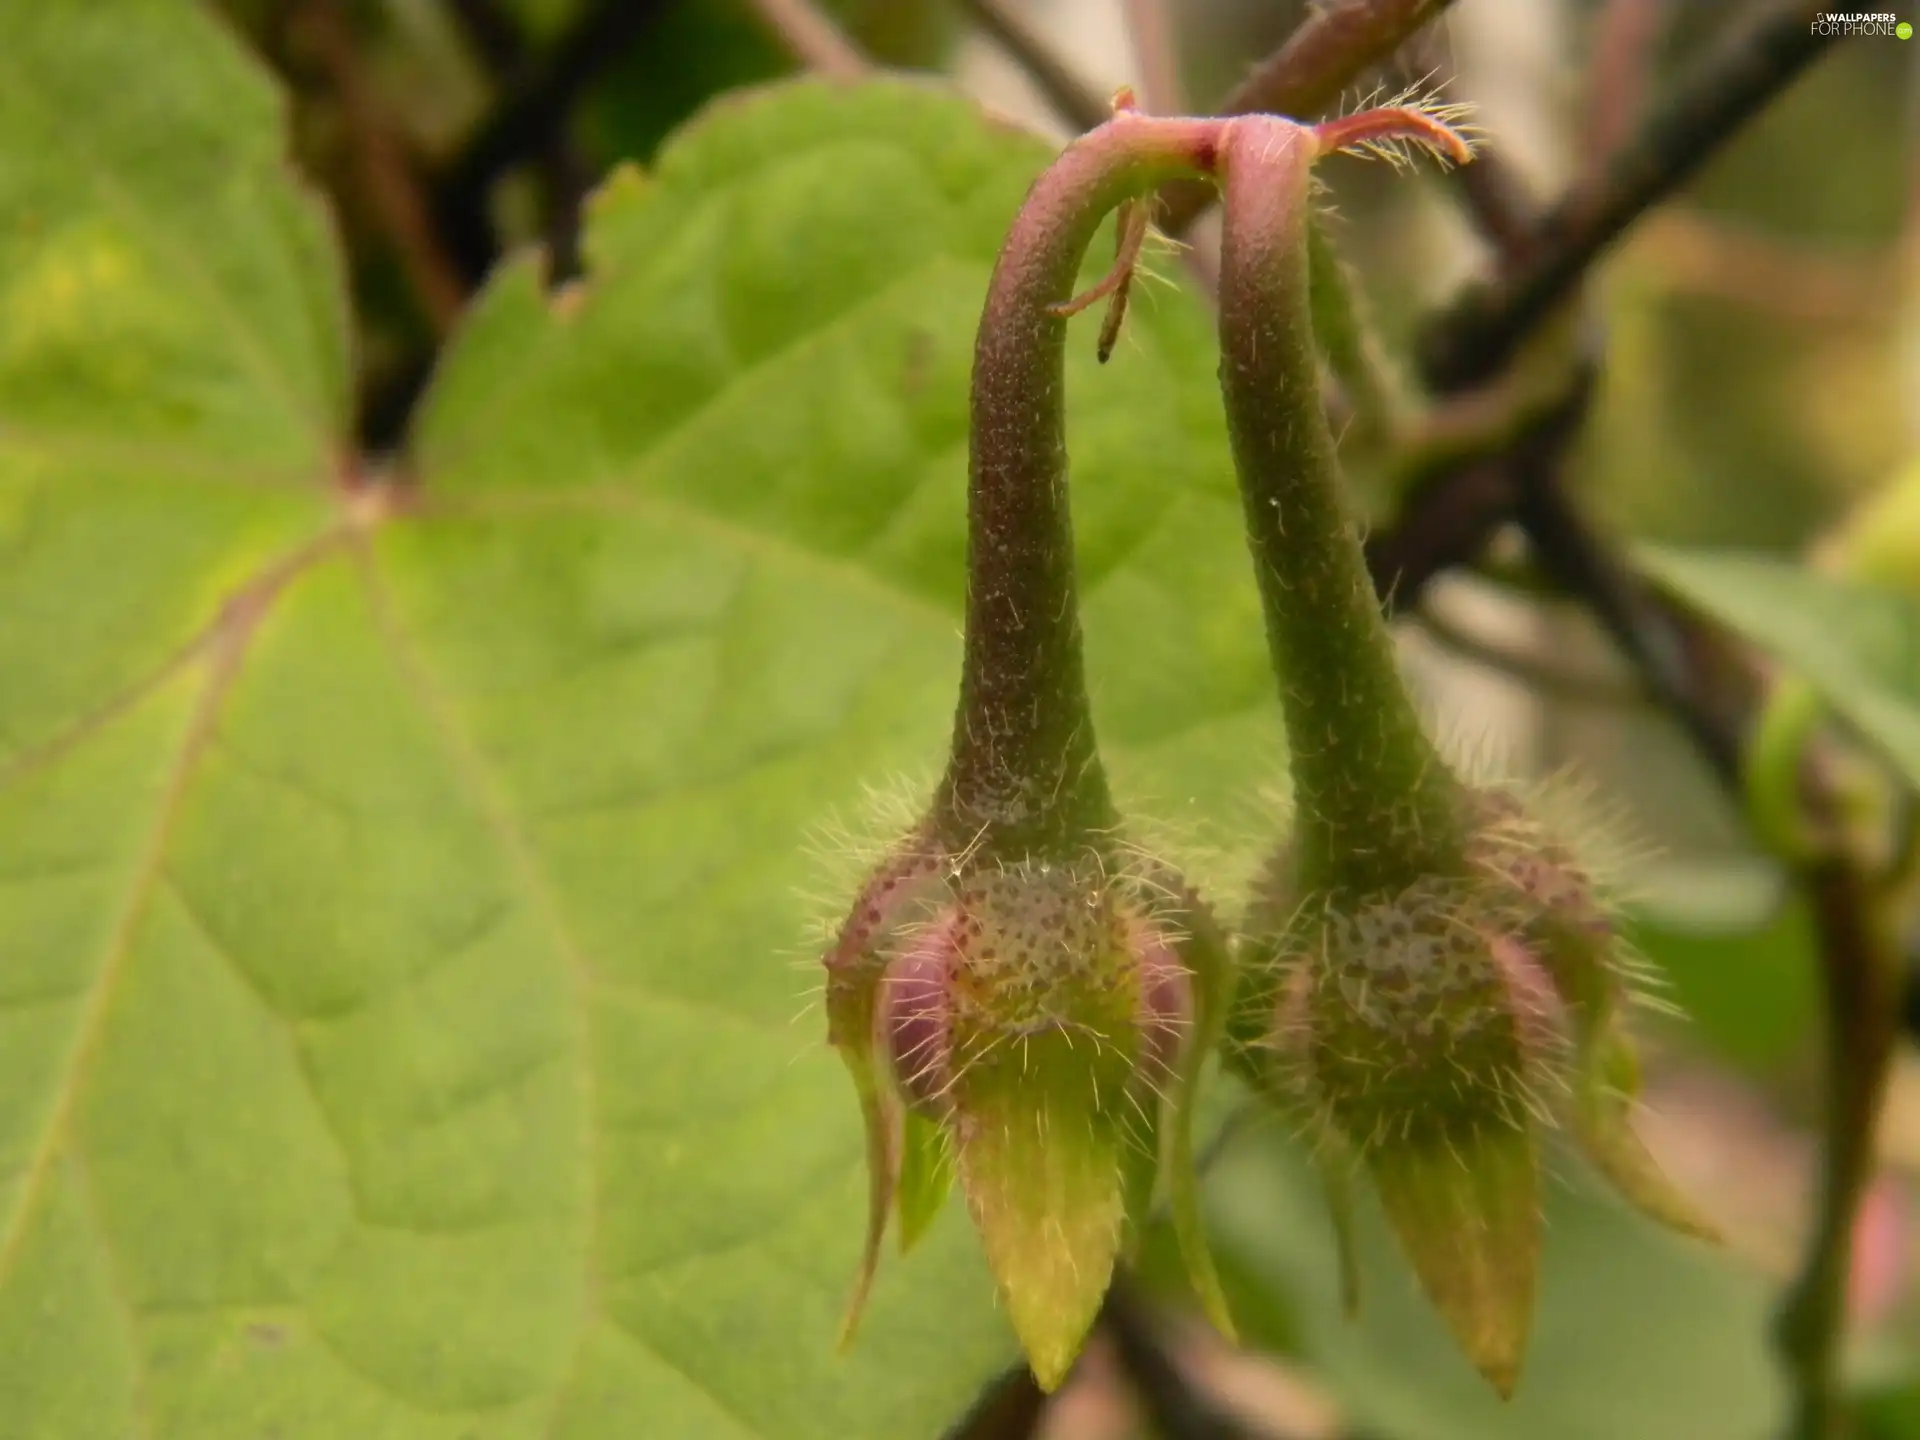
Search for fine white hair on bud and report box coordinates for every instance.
[824,826,1229,1389]
[1236,776,1718,1393]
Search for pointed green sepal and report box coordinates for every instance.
[1120,1075,1163,1256]
[1314,1148,1364,1320]
[835,1048,898,1349]
[896,1105,954,1253]
[1368,1122,1540,1398]
[1576,1029,1721,1243]
[955,1028,1131,1391]
[1163,922,1238,1342]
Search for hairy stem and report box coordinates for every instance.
[938,114,1227,853]
[1216,119,1465,893]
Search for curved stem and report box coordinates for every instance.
[937,113,1226,854]
[1215,117,1465,894]
[1775,862,1903,1440]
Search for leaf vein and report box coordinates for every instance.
[0,599,259,1290]
[351,538,605,1435]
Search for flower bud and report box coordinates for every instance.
[824,830,1222,1388]
[1244,784,1714,1394]
[1199,97,1711,1398]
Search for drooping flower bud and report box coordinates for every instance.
[828,830,1222,1390]
[1211,108,1715,1395]
[1250,793,1713,1394]
[821,97,1243,1389]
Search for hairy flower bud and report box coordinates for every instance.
[827,831,1220,1389]
[817,94,1263,1389]
[823,94,1487,1390]
[1244,785,1715,1394]
[1204,101,1714,1396]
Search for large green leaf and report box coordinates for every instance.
[1639,546,1920,787]
[2,10,1801,1437]
[0,9,1283,1433]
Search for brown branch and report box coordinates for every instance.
[1419,0,1838,392]
[1579,0,1667,183]
[1448,143,1541,262]
[941,1365,1048,1440]
[1366,355,1596,612]
[745,0,869,79]
[1512,483,1747,786]
[1410,603,1646,708]
[957,0,1110,130]
[1215,0,1454,121]
[444,0,522,73]
[1371,0,1842,602]
[1123,0,1186,116]
[435,0,671,282]
[1102,1280,1293,1440]
[297,0,467,332]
